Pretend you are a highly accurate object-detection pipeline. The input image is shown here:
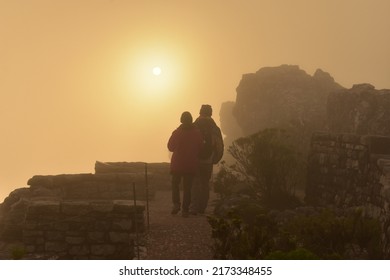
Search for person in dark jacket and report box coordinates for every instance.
[167,111,203,217]
[190,104,223,215]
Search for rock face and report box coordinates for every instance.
[219,101,243,147]
[216,64,390,258]
[328,84,390,136]
[232,65,343,136]
[222,66,390,145]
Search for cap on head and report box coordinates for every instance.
[200,104,212,117]
[180,111,193,125]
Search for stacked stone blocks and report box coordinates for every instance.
[0,162,160,259]
[306,132,390,257]
[23,200,144,259]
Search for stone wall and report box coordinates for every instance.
[27,173,152,201]
[23,200,144,259]
[95,161,171,191]
[0,161,170,259]
[306,132,390,257]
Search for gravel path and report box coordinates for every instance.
[144,190,216,260]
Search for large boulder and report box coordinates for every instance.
[327,84,390,136]
[219,65,343,164]
[232,65,343,136]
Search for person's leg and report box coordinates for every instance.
[182,174,193,216]
[198,164,213,214]
[171,174,181,214]
[190,174,201,214]
[198,178,208,213]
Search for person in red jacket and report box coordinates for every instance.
[167,111,203,217]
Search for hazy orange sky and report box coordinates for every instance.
[1,0,389,201]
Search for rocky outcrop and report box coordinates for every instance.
[217,65,344,165]
[327,84,390,136]
[215,65,390,258]
[223,66,390,144]
[219,101,243,153]
[232,65,343,136]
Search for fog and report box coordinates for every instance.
[1,0,389,202]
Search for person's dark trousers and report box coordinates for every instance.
[171,173,193,212]
[191,163,213,214]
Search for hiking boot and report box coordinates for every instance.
[171,207,180,215]
[182,211,189,218]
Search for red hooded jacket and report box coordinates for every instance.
[167,123,203,175]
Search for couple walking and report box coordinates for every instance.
[167,104,223,217]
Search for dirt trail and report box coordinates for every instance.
[144,190,216,260]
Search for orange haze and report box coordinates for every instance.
[1,0,390,202]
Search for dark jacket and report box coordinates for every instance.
[194,116,223,163]
[167,123,203,175]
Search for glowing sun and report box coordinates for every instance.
[152,66,162,76]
